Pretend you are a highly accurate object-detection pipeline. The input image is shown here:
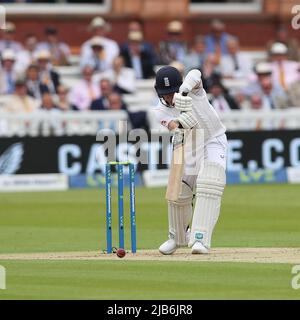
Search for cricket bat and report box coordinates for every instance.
[165,128,185,201]
[165,92,189,202]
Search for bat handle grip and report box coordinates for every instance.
[181,92,188,96]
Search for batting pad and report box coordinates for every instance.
[189,162,226,248]
[168,182,193,246]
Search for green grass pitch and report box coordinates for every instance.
[0,184,300,299]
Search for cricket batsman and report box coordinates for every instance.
[153,66,227,254]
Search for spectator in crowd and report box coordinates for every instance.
[201,54,221,91]
[124,20,156,66]
[0,49,20,94]
[106,92,150,131]
[120,30,155,79]
[69,65,100,111]
[249,77,288,110]
[94,56,136,94]
[25,64,48,100]
[80,17,119,69]
[242,62,289,110]
[40,92,59,111]
[208,78,240,113]
[91,90,132,133]
[80,36,111,72]
[158,20,187,65]
[90,78,114,110]
[5,78,39,113]
[249,94,265,110]
[36,27,71,66]
[14,33,38,74]
[244,62,273,96]
[247,93,274,130]
[129,110,150,131]
[0,22,23,53]
[267,25,300,62]
[106,92,128,111]
[288,64,300,107]
[35,49,60,94]
[219,37,253,79]
[246,91,288,130]
[56,85,75,111]
[205,19,232,63]
[182,35,206,74]
[269,42,300,91]
[128,20,144,33]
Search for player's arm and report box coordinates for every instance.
[152,107,181,131]
[156,105,197,131]
[154,95,198,131]
[179,69,204,95]
[172,70,204,115]
[167,111,198,130]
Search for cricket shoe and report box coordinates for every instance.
[159,239,177,255]
[159,229,191,255]
[191,241,209,254]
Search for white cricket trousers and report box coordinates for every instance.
[182,133,227,189]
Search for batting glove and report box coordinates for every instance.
[176,112,198,129]
[172,128,185,149]
[173,92,193,112]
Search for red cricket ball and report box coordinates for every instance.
[116,248,126,258]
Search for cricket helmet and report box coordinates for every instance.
[154,66,183,97]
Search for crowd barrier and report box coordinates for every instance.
[0,110,128,137]
[1,109,300,138]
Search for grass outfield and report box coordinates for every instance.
[0,184,300,299]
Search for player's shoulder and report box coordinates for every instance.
[153,101,166,113]
[152,102,176,121]
[153,102,176,113]
[153,101,164,111]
